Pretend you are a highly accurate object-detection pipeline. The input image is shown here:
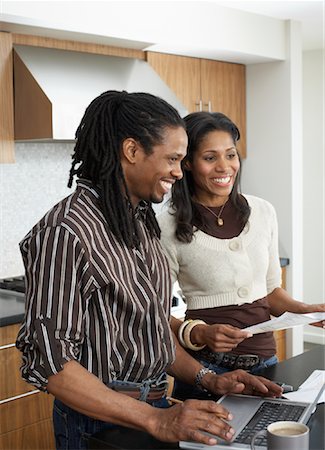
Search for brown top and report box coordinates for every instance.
[189,199,276,358]
[186,298,276,357]
[16,179,175,390]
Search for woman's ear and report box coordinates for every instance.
[183,160,192,171]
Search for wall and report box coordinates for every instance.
[302,49,325,345]
[0,143,75,278]
[242,21,304,356]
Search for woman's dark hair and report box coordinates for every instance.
[68,90,185,248]
[171,111,250,242]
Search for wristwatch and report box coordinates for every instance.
[195,367,215,392]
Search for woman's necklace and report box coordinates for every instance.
[200,199,229,227]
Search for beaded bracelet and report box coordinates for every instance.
[183,319,207,351]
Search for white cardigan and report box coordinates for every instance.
[158,195,282,310]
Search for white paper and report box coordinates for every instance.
[243,312,325,335]
[283,370,325,404]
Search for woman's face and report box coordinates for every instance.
[186,130,240,206]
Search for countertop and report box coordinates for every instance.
[0,257,290,328]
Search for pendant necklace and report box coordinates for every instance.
[200,199,228,227]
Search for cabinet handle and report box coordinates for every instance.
[0,389,40,405]
[204,101,212,112]
[195,100,202,111]
[0,342,16,350]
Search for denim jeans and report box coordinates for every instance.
[173,355,278,401]
[53,375,170,450]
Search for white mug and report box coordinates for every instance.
[250,421,309,450]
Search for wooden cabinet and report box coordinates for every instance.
[0,323,55,449]
[146,52,246,158]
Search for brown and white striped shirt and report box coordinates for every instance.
[16,179,175,391]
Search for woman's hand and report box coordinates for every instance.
[300,303,325,328]
[191,323,252,353]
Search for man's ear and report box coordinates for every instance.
[121,138,139,164]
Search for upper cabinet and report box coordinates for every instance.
[146,52,246,158]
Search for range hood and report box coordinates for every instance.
[13,45,188,141]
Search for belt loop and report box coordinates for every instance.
[139,380,151,402]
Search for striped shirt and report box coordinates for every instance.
[16,179,175,391]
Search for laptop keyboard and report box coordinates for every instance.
[234,401,305,446]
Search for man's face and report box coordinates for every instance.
[123,126,188,205]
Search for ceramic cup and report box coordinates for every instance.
[250,421,309,450]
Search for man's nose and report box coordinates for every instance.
[171,163,183,180]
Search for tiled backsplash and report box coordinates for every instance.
[0,142,75,278]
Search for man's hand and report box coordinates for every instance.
[191,323,252,353]
[201,370,283,398]
[148,399,235,445]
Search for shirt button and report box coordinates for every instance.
[238,286,250,297]
[229,240,241,251]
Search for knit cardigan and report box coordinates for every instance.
[158,195,282,310]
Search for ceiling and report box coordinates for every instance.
[213,1,324,51]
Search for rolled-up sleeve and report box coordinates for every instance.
[16,225,94,391]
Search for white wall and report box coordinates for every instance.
[242,21,304,356]
[302,49,325,345]
[0,143,74,278]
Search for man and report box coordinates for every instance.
[16,90,281,449]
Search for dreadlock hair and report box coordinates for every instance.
[68,90,185,248]
[170,111,251,243]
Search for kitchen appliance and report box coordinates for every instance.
[0,275,25,294]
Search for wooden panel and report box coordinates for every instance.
[0,323,21,347]
[0,32,15,163]
[200,59,246,158]
[0,345,36,399]
[146,51,201,113]
[13,33,145,60]
[0,417,55,450]
[274,267,288,361]
[1,391,54,434]
[275,329,286,362]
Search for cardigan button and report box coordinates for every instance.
[238,286,250,297]
[229,240,241,251]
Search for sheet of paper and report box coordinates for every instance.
[243,312,325,335]
[283,370,325,404]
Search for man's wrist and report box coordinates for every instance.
[195,367,215,392]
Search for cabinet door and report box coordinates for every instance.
[146,52,201,113]
[200,59,246,158]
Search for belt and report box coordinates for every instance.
[110,385,167,401]
[108,373,168,402]
[196,349,264,370]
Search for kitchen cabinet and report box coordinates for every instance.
[146,52,246,158]
[0,32,15,163]
[0,323,55,449]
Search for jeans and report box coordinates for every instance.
[173,355,278,401]
[53,376,170,450]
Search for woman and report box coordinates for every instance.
[158,111,325,399]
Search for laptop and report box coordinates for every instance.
[179,384,324,450]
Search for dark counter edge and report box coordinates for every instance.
[0,313,24,327]
[280,257,290,267]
